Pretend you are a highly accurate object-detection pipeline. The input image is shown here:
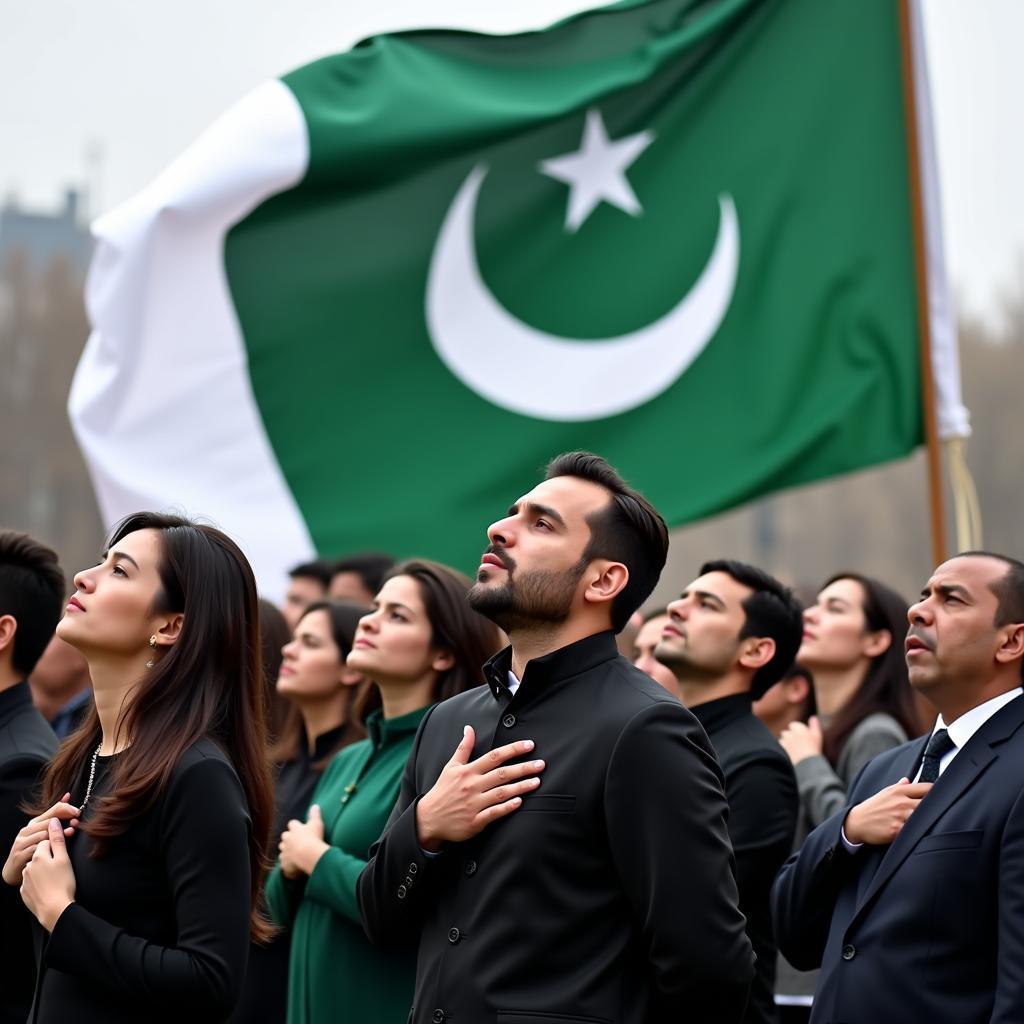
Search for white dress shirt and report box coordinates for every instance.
[842,688,1022,852]
[912,687,1023,781]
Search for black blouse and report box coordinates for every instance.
[31,738,253,1024]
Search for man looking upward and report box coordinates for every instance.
[773,553,1024,1023]
[359,452,753,1024]
[656,560,801,1024]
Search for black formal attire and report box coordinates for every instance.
[358,632,754,1024]
[772,693,1024,1024]
[691,694,798,1024]
[30,737,253,1024]
[0,682,58,1024]
[230,723,348,1024]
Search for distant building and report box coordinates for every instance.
[0,189,93,276]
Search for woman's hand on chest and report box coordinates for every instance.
[278,804,330,878]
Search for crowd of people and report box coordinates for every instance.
[0,451,1022,1024]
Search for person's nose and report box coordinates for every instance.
[281,638,298,661]
[908,597,932,626]
[487,516,514,549]
[666,598,686,623]
[72,565,96,594]
[803,605,818,625]
[358,610,381,635]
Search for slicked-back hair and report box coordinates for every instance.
[0,531,66,677]
[700,559,804,699]
[545,452,669,633]
[956,551,1024,681]
[34,512,275,944]
[332,553,396,596]
[287,558,334,589]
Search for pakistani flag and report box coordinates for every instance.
[71,0,969,597]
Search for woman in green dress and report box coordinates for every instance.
[265,559,503,1024]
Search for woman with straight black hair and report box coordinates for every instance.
[2,512,274,1024]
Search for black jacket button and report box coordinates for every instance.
[465,859,478,876]
[408,862,418,875]
[431,1010,446,1024]
[448,927,461,944]
[842,943,856,961]
[502,713,516,728]
[397,885,407,899]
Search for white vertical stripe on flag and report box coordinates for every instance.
[909,0,970,441]
[69,80,316,600]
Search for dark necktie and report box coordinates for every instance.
[919,728,956,783]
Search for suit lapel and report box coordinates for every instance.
[851,697,1024,922]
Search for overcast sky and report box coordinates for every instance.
[2,0,1021,321]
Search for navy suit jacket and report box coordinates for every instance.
[772,693,1024,1024]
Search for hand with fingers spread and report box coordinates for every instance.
[278,803,329,879]
[20,817,77,932]
[416,725,544,852]
[2,793,80,887]
[843,777,933,846]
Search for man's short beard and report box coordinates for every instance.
[468,557,588,634]
[655,641,736,684]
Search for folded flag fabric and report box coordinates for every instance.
[70,0,968,595]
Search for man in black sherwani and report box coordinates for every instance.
[359,452,754,1024]
[656,559,801,1024]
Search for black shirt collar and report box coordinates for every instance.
[688,692,754,733]
[483,631,620,702]
[303,722,349,763]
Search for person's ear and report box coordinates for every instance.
[339,664,365,686]
[785,674,811,706]
[0,615,16,657]
[583,561,629,608]
[739,636,775,672]
[431,649,455,673]
[862,628,892,659]
[153,613,184,647]
[995,622,1024,669]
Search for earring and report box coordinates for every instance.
[146,634,157,669]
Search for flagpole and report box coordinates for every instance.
[899,0,946,567]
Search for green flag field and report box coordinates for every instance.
[69,0,968,596]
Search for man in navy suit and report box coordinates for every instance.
[772,551,1024,1024]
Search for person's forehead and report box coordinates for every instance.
[820,577,863,601]
[297,607,331,634]
[688,570,752,607]
[377,573,425,611]
[113,528,161,566]
[929,556,1005,596]
[518,476,611,521]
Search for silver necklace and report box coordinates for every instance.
[80,743,103,809]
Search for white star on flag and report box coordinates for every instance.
[539,108,655,233]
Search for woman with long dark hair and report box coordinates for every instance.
[2,512,274,1023]
[266,559,503,1024]
[780,572,922,819]
[776,572,922,1021]
[232,599,371,1024]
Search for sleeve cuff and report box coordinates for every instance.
[840,825,864,853]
